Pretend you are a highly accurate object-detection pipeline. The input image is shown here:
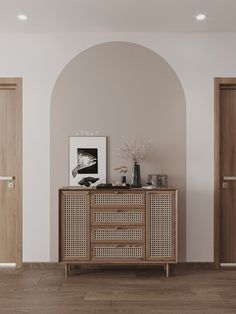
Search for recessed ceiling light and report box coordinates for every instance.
[195,14,206,21]
[17,14,28,21]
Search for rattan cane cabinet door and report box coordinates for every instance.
[60,191,90,261]
[146,191,177,261]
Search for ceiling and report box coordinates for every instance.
[0,0,236,32]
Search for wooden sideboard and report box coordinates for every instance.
[59,187,177,277]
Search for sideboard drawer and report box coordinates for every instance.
[91,191,145,209]
[91,226,145,243]
[91,244,145,261]
[91,209,145,225]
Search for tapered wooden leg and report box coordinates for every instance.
[165,263,169,277]
[65,264,68,278]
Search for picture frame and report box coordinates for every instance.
[148,174,168,188]
[69,136,107,186]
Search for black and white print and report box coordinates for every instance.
[72,148,98,177]
[69,136,106,186]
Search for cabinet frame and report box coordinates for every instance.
[59,188,177,277]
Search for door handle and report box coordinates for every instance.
[223,176,236,180]
[0,176,15,181]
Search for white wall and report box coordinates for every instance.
[0,32,234,262]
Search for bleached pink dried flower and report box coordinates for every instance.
[118,140,152,164]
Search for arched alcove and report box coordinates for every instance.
[50,41,186,261]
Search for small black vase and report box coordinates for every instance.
[131,162,142,188]
[121,176,126,184]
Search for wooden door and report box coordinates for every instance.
[0,78,22,268]
[220,85,236,263]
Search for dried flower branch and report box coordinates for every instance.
[118,140,152,164]
[114,165,128,174]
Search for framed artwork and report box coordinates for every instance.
[148,174,168,187]
[69,136,107,186]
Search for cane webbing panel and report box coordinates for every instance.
[148,193,174,259]
[92,228,143,241]
[93,210,144,224]
[93,193,144,206]
[64,193,88,258]
[92,246,143,259]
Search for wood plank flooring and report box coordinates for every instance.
[0,268,236,313]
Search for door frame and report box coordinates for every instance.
[214,77,236,268]
[0,78,22,268]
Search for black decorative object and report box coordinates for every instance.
[78,177,99,187]
[97,184,130,189]
[121,176,127,184]
[131,162,142,188]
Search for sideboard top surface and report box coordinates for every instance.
[59,187,177,192]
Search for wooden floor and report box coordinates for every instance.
[0,267,236,313]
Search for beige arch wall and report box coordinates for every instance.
[50,41,186,261]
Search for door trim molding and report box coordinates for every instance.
[214,77,236,268]
[0,78,22,268]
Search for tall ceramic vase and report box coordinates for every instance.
[131,162,142,188]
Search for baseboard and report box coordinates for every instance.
[172,262,216,273]
[22,262,216,271]
[22,262,64,270]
